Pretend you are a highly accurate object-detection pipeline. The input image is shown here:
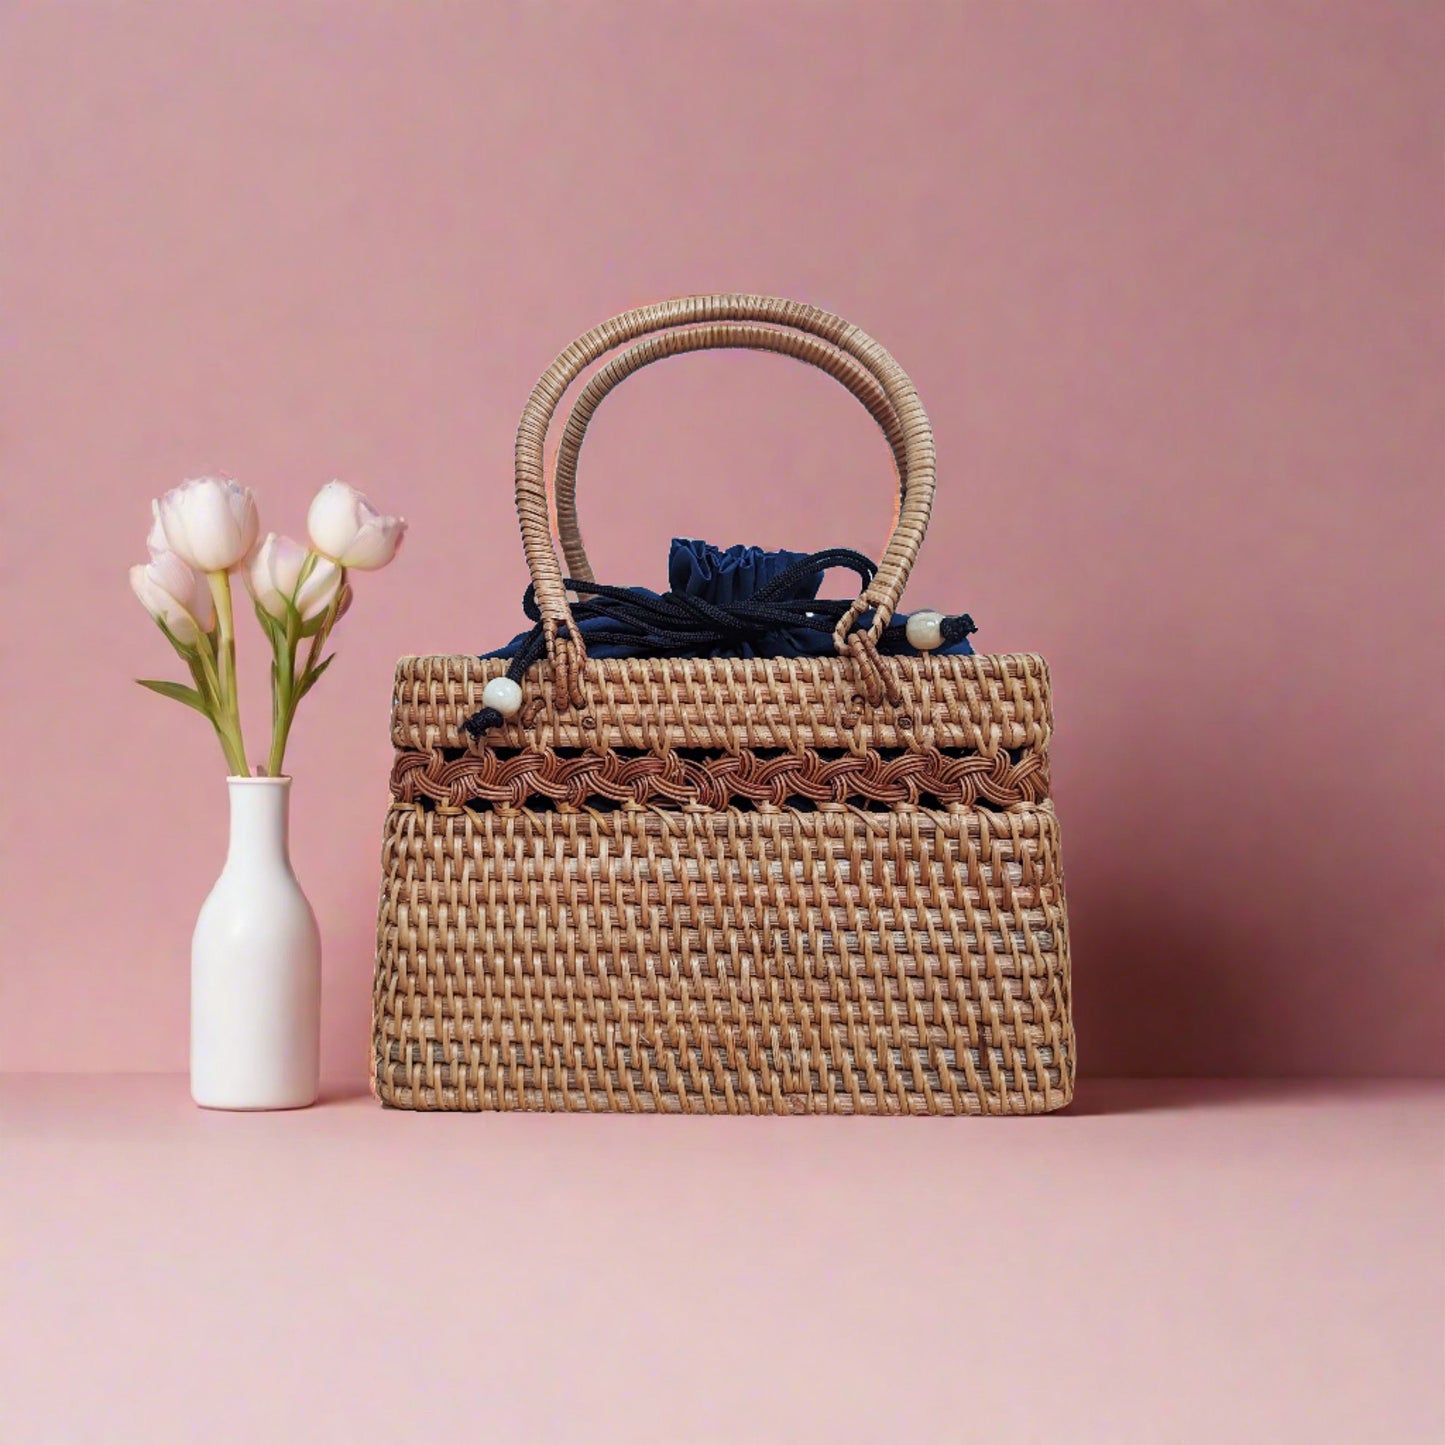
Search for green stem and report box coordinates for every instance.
[191,629,223,709]
[185,649,239,773]
[156,618,243,774]
[267,610,299,778]
[207,571,249,775]
[265,569,346,777]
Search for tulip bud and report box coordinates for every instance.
[307,480,406,570]
[246,533,342,624]
[130,550,216,646]
[157,476,259,573]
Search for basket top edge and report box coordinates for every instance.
[393,651,1050,677]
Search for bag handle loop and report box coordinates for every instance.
[515,295,935,703]
[552,322,910,586]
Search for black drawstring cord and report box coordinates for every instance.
[462,548,975,739]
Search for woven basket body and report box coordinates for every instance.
[373,296,1075,1113]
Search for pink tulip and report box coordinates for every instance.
[130,550,216,646]
[246,534,342,623]
[306,481,406,570]
[157,476,259,572]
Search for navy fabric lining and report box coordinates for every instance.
[485,539,975,661]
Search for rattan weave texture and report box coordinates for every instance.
[375,805,1070,1114]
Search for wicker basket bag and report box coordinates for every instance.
[373,295,1075,1113]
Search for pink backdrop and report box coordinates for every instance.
[4,1,1440,1080]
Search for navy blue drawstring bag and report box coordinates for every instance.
[486,538,975,663]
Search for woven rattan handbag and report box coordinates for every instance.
[373,295,1075,1114]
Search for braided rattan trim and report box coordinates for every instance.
[372,802,1074,1114]
[392,652,1052,753]
[391,743,1049,810]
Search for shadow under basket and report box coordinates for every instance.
[371,295,1075,1114]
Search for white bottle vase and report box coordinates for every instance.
[191,776,321,1110]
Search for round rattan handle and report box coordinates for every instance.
[553,323,910,587]
[516,295,935,670]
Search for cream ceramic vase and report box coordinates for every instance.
[190,777,321,1110]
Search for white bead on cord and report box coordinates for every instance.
[904,610,944,650]
[482,676,523,718]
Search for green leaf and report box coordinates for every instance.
[294,653,335,701]
[184,653,216,708]
[154,617,201,659]
[252,601,287,648]
[136,678,211,714]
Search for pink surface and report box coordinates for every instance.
[6,1077,1443,1443]
[2,3,1442,1079]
